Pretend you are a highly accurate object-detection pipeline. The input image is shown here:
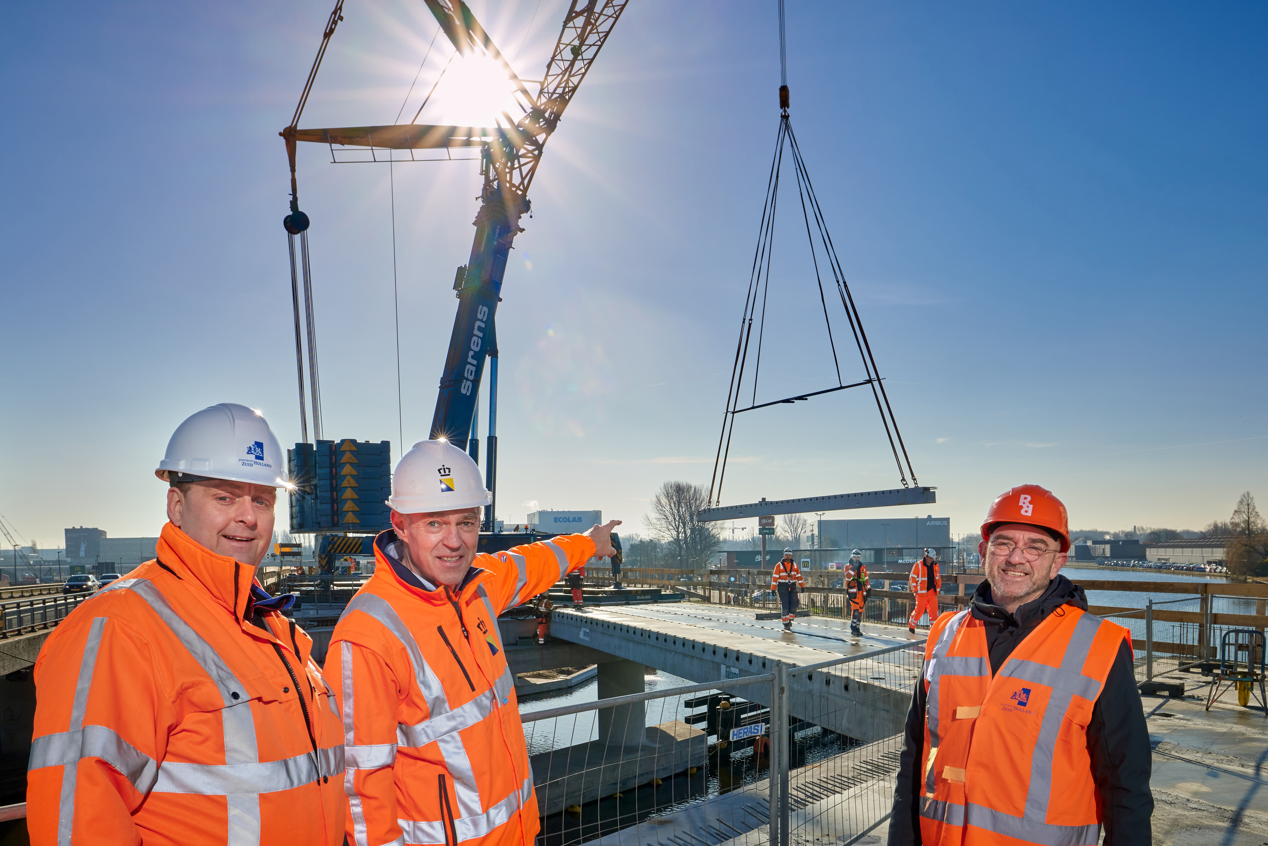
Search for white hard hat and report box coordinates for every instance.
[388,440,491,514]
[925,548,937,557]
[850,549,862,557]
[783,548,792,555]
[156,403,288,488]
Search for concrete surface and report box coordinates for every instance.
[549,605,924,742]
[516,665,598,696]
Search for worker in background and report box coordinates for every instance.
[907,547,942,633]
[888,484,1152,845]
[326,440,620,846]
[568,561,586,606]
[27,403,345,845]
[845,566,867,637]
[846,550,871,636]
[771,548,804,631]
[534,595,555,644]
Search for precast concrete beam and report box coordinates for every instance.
[0,631,51,676]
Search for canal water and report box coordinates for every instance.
[1062,565,1262,651]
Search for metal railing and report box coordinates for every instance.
[521,640,924,846]
[1,593,89,638]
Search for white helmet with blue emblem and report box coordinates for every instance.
[389,439,491,514]
[156,403,288,488]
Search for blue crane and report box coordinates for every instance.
[280,0,629,548]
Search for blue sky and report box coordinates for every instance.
[2,1,1265,548]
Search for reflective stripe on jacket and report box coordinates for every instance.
[27,522,345,846]
[909,559,941,594]
[328,530,596,846]
[918,606,1131,845]
[770,560,804,590]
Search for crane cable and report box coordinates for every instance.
[281,0,346,445]
[707,1,918,507]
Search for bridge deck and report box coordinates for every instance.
[548,605,926,742]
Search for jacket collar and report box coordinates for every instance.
[156,522,257,620]
[372,529,488,602]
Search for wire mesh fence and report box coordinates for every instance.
[522,640,925,846]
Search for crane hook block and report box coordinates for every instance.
[284,210,311,235]
[779,85,790,111]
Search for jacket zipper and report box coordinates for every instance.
[436,626,476,691]
[438,774,458,846]
[270,641,324,782]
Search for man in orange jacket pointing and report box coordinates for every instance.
[27,404,346,845]
[326,440,620,846]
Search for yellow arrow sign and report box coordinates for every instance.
[340,477,357,488]
[340,465,358,477]
[340,452,357,464]
[339,441,357,452]
[341,489,359,500]
[342,513,361,524]
[342,501,360,512]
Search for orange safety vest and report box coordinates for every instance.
[910,559,942,594]
[770,560,804,590]
[328,530,595,846]
[918,606,1131,845]
[27,523,345,846]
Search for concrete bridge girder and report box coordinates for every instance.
[547,609,915,742]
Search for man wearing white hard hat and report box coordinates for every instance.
[326,440,620,846]
[28,403,346,845]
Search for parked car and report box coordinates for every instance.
[99,573,123,587]
[62,574,101,595]
[751,589,776,602]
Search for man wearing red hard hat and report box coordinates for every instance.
[888,485,1152,846]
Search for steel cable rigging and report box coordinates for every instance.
[707,5,918,508]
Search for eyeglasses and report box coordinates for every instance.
[987,540,1057,563]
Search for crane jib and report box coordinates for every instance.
[429,210,516,449]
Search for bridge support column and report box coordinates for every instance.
[597,659,645,750]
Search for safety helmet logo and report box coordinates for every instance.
[1018,494,1033,516]
[246,441,265,461]
[1010,687,1031,708]
[440,477,456,493]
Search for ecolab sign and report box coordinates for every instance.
[527,510,602,532]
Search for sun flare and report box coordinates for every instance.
[425,53,521,128]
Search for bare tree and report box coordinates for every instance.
[779,514,810,548]
[1202,520,1233,537]
[646,481,721,569]
[1226,492,1268,576]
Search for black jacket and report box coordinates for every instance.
[888,575,1153,845]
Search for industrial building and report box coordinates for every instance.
[1072,538,1147,561]
[1146,537,1228,567]
[63,527,159,573]
[814,515,952,566]
[527,510,603,534]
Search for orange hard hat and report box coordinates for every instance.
[980,484,1070,552]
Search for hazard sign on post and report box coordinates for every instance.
[758,515,776,537]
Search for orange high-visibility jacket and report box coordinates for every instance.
[909,558,942,594]
[27,523,345,846]
[327,530,595,846]
[770,560,804,590]
[918,606,1131,845]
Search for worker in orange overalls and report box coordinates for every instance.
[907,547,942,633]
[567,563,586,607]
[771,548,804,631]
[326,440,621,846]
[27,403,345,845]
[534,595,555,644]
[888,485,1153,845]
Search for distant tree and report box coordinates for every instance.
[1225,492,1268,577]
[646,481,721,569]
[1202,520,1233,538]
[779,514,810,549]
[1144,528,1182,544]
[623,534,664,568]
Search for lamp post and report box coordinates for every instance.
[882,523,890,568]
[57,550,63,582]
[815,512,825,569]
